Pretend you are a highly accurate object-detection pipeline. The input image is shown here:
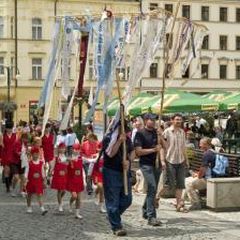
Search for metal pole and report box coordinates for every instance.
[54,0,58,17]
[14,0,18,87]
[7,67,10,103]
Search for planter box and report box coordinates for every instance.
[207,178,240,211]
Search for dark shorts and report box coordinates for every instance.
[10,164,25,175]
[167,162,185,190]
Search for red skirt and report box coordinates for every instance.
[66,170,84,193]
[26,181,44,195]
[92,160,103,184]
[67,159,84,193]
[51,162,68,191]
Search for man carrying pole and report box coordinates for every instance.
[102,72,135,236]
[102,120,135,236]
[134,113,164,226]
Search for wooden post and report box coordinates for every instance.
[156,0,181,168]
[116,72,128,196]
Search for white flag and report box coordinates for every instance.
[88,86,94,106]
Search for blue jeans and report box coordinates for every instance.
[140,165,161,220]
[103,167,132,231]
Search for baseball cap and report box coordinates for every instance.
[143,113,157,120]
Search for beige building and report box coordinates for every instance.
[1,0,240,122]
[140,0,240,94]
[0,0,140,123]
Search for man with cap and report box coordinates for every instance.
[134,113,165,226]
[102,120,135,236]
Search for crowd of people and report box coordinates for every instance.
[0,113,229,237]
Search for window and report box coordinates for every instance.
[236,8,240,22]
[236,36,240,50]
[220,65,227,79]
[182,5,190,19]
[150,63,158,78]
[89,59,94,80]
[220,7,228,22]
[0,57,4,74]
[11,17,14,38]
[32,58,42,80]
[149,3,158,11]
[201,6,209,21]
[201,64,208,79]
[116,68,126,80]
[165,4,173,13]
[32,18,42,40]
[182,67,189,78]
[202,35,209,50]
[0,16,4,38]
[236,66,240,79]
[166,33,173,49]
[220,35,227,50]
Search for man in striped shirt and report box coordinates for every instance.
[163,114,189,213]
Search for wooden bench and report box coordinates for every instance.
[188,149,240,207]
[189,149,240,177]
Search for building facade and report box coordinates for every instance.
[140,0,240,94]
[0,0,140,122]
[0,0,240,122]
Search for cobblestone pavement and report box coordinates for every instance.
[0,182,240,240]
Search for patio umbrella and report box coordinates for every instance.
[129,89,219,116]
[101,92,154,117]
[220,93,240,111]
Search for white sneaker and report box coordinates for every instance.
[75,209,83,219]
[26,207,33,214]
[58,205,64,212]
[95,200,99,206]
[100,203,107,213]
[69,205,73,213]
[21,192,27,198]
[75,213,83,219]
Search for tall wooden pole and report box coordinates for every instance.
[156,1,181,168]
[116,73,128,196]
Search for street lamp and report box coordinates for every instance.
[2,65,20,123]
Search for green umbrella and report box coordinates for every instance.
[104,92,154,117]
[220,92,240,111]
[201,90,231,102]
[129,89,219,116]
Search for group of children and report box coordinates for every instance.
[24,141,105,218]
[0,123,105,219]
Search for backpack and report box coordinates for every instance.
[212,154,229,177]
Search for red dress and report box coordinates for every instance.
[51,157,68,190]
[2,133,16,166]
[12,139,22,165]
[67,157,84,193]
[42,134,54,162]
[26,161,44,195]
[92,158,104,184]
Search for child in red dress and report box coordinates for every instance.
[92,157,106,213]
[24,146,47,215]
[42,125,54,183]
[51,142,68,212]
[67,143,84,219]
[2,124,16,192]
